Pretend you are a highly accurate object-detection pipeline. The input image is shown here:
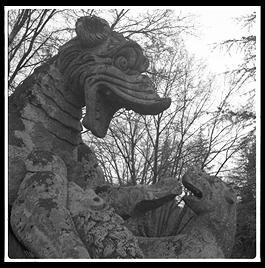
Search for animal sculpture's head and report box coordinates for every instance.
[182,167,236,215]
[182,167,237,256]
[58,16,171,138]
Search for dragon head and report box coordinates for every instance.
[181,167,237,257]
[182,166,236,214]
[58,16,171,138]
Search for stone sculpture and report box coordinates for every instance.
[95,177,183,237]
[8,15,171,259]
[133,167,237,258]
[89,167,237,258]
[8,15,236,259]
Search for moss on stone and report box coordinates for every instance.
[24,171,55,189]
[28,151,55,166]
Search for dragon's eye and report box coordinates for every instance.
[114,55,129,71]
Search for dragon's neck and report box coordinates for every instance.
[182,211,236,257]
[8,57,84,164]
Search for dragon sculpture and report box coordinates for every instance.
[8,15,171,259]
[8,15,236,259]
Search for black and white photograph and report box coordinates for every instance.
[5,6,260,261]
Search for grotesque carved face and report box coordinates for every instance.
[182,167,236,215]
[58,16,171,138]
[181,167,237,257]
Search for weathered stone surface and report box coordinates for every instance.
[96,177,182,237]
[58,15,171,138]
[8,14,236,259]
[137,233,224,258]
[67,181,143,258]
[181,167,237,257]
[8,157,27,206]
[30,83,82,132]
[68,181,106,216]
[137,236,184,258]
[37,64,82,120]
[96,177,182,220]
[77,143,106,188]
[95,167,236,258]
[21,102,80,146]
[73,208,144,258]
[134,168,237,258]
[128,198,183,237]
[10,150,90,258]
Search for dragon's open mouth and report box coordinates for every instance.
[82,81,171,138]
[182,178,203,199]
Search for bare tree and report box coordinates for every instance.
[87,43,254,185]
[9,8,253,186]
[213,12,256,113]
[7,8,196,91]
[84,39,218,185]
[206,11,257,177]
[8,9,69,93]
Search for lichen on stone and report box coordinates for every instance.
[73,207,144,258]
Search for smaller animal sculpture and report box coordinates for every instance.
[99,167,237,258]
[95,177,182,219]
[138,167,237,258]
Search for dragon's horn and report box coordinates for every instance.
[75,16,111,47]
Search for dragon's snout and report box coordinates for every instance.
[59,15,172,138]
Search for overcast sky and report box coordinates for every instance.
[179,6,258,74]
